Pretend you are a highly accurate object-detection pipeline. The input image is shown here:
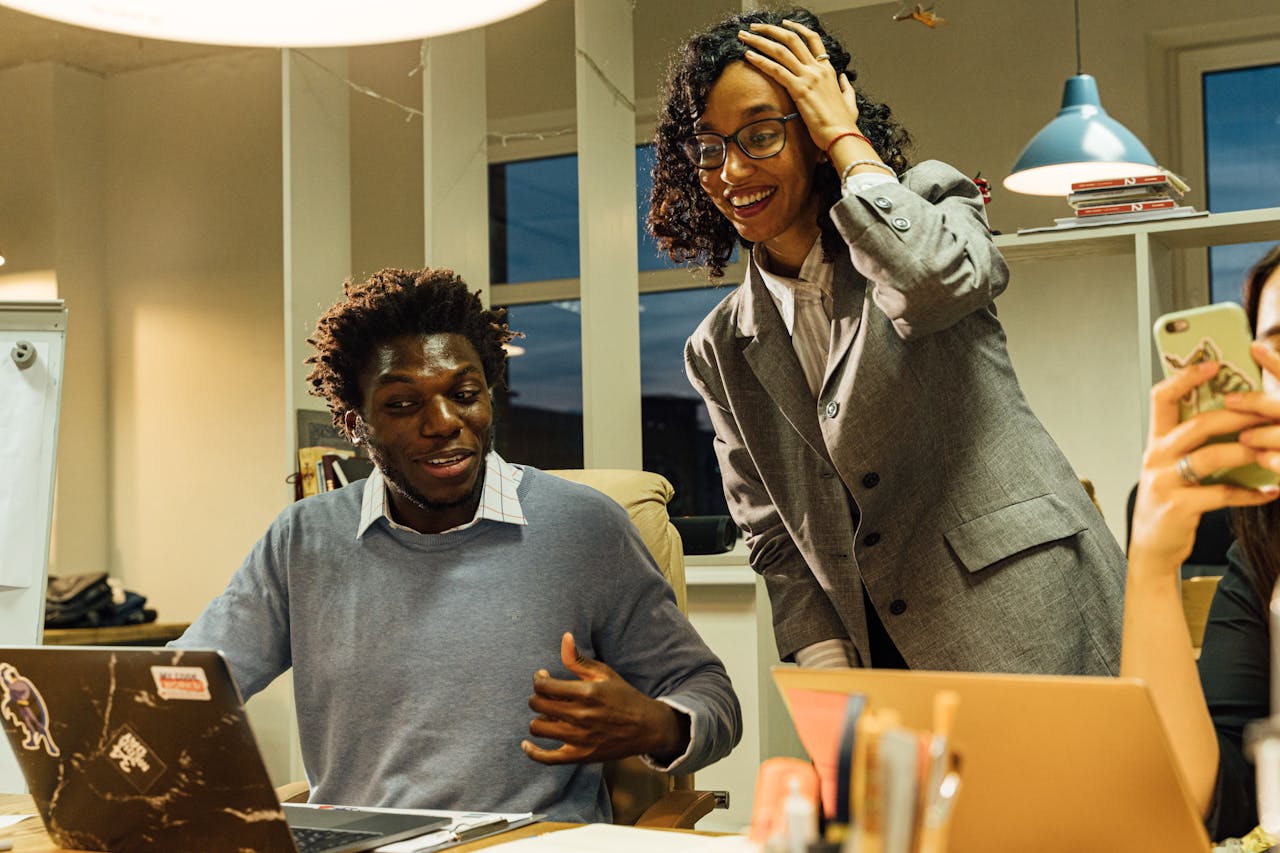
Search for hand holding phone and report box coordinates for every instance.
[1154,302,1280,489]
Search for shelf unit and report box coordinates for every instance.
[995,207,1280,441]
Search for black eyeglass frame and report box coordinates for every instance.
[682,112,803,170]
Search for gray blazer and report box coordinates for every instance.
[684,160,1124,675]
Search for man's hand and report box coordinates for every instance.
[521,632,690,766]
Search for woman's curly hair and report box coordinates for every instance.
[304,267,516,437]
[648,7,913,278]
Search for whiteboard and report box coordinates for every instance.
[0,300,66,793]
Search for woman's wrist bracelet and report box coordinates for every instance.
[841,159,896,181]
[825,131,872,158]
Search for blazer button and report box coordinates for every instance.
[863,532,881,546]
[862,472,880,488]
[873,196,893,210]
[889,599,907,616]
[825,400,840,418]
[891,216,911,231]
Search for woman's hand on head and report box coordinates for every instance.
[1130,359,1278,570]
[737,19,862,155]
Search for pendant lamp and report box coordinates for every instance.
[0,0,548,47]
[1003,0,1159,196]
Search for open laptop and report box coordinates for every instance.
[0,646,448,852]
[772,667,1212,853]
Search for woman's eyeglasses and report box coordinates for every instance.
[682,113,802,170]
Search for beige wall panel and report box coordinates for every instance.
[103,52,285,621]
[50,65,109,578]
[349,42,425,279]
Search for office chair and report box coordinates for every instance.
[277,469,721,829]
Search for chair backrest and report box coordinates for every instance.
[1182,575,1222,657]
[544,468,691,824]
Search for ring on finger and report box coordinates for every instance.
[814,53,830,61]
[1177,454,1201,486]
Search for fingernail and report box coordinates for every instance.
[1226,392,1244,405]
[749,22,764,29]
[1199,361,1219,375]
[1258,484,1279,496]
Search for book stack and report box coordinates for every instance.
[1054,170,1198,228]
[296,446,373,499]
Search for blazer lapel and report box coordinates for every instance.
[738,260,832,464]
[822,248,866,394]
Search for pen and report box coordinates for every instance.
[454,816,508,841]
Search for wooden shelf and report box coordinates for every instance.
[42,622,190,647]
[995,207,1280,263]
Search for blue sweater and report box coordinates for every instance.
[175,468,741,822]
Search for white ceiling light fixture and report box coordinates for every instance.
[0,0,548,47]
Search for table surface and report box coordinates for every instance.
[0,793,580,851]
[40,623,190,647]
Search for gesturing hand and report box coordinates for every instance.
[521,632,688,766]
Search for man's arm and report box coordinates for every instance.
[170,518,292,700]
[523,504,742,774]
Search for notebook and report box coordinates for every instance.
[772,667,1212,853]
[0,646,449,852]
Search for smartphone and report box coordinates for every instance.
[1154,302,1280,489]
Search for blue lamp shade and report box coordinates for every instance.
[1003,74,1160,196]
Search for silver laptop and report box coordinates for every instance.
[0,646,448,852]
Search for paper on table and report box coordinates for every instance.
[0,340,51,589]
[0,813,34,828]
[285,805,534,853]
[476,823,755,851]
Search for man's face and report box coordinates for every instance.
[348,332,493,534]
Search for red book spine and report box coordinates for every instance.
[1076,199,1177,217]
[1070,174,1168,191]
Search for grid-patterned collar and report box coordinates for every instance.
[356,450,527,538]
[753,237,832,335]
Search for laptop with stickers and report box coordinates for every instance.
[0,646,449,853]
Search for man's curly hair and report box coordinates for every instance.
[305,267,516,437]
[648,7,913,278]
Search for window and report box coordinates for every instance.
[488,145,734,514]
[1202,63,1280,302]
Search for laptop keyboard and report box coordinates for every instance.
[291,825,380,853]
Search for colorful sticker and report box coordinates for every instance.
[107,723,167,792]
[0,662,60,757]
[150,665,212,701]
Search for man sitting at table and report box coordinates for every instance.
[173,267,742,823]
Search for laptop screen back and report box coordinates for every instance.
[772,667,1212,853]
[0,646,297,852]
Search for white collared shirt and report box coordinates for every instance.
[356,450,527,538]
[754,169,898,336]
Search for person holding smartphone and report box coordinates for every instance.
[1124,244,1280,839]
[648,7,1125,674]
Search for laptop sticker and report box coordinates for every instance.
[150,665,212,700]
[106,723,168,792]
[0,661,61,757]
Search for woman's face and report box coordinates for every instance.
[1256,267,1280,393]
[694,61,824,265]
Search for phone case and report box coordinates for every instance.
[1154,302,1278,489]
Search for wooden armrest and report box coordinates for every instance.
[275,780,311,804]
[634,790,719,829]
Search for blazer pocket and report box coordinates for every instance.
[944,494,1087,574]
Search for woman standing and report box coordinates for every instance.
[649,8,1124,673]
